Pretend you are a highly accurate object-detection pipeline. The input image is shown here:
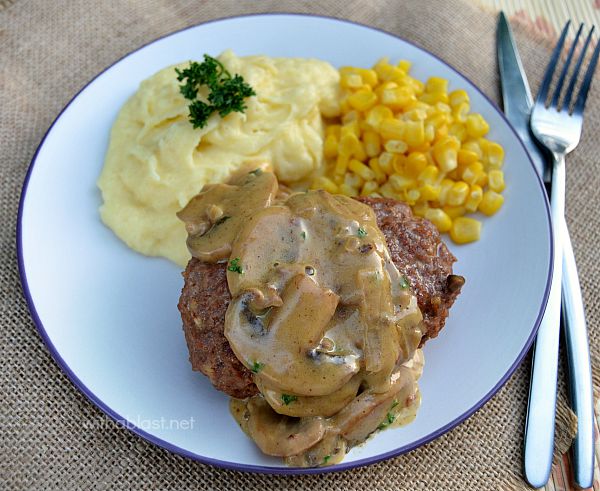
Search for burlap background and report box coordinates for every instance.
[1,0,598,489]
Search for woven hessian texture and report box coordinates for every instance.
[1,0,598,489]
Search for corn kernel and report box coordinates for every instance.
[461,161,485,185]
[425,208,452,232]
[419,92,449,105]
[326,124,341,138]
[446,181,469,206]
[341,120,360,139]
[341,110,360,125]
[479,190,504,216]
[349,159,376,181]
[355,142,367,161]
[465,184,483,212]
[443,205,467,219]
[380,118,405,140]
[450,217,482,244]
[392,154,406,174]
[448,123,467,142]
[339,183,359,197]
[348,89,378,112]
[419,184,441,201]
[380,86,415,110]
[484,141,505,169]
[412,202,429,217]
[360,180,379,196]
[365,105,394,129]
[363,130,381,157]
[433,136,460,172]
[402,108,428,121]
[311,176,338,194]
[341,72,363,89]
[389,174,416,191]
[373,58,405,82]
[378,152,395,174]
[384,139,408,154]
[408,77,425,95]
[368,157,387,184]
[339,98,350,114]
[462,140,483,159]
[324,134,338,159]
[403,120,425,147]
[426,77,448,94]
[488,169,505,192]
[465,113,490,138]
[344,172,364,189]
[335,154,349,175]
[453,102,469,123]
[354,67,378,87]
[379,182,397,199]
[457,148,479,165]
[338,132,356,157]
[405,152,428,177]
[449,89,469,107]
[439,178,455,205]
[404,189,419,204]
[424,123,435,142]
[397,60,412,73]
[418,165,440,185]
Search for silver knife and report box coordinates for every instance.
[497,12,594,489]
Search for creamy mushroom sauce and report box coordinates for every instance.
[178,169,426,467]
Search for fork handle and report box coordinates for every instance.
[524,153,565,488]
[561,220,595,489]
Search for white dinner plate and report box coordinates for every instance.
[18,14,552,474]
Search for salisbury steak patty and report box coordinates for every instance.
[178,197,464,399]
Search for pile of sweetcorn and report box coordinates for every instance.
[313,58,505,244]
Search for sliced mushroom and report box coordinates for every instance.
[333,366,417,446]
[238,396,326,457]
[357,268,398,381]
[256,374,362,418]
[176,170,278,262]
[284,432,347,467]
[226,205,303,298]
[225,274,360,396]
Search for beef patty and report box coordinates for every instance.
[178,197,464,399]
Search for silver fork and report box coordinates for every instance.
[524,22,599,488]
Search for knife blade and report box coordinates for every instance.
[497,12,594,489]
[497,12,549,180]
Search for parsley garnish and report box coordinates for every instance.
[227,257,243,274]
[377,411,396,430]
[300,231,306,240]
[281,394,298,405]
[175,55,256,129]
[391,400,399,409]
[357,227,367,238]
[322,455,331,464]
[250,361,264,373]
[399,275,410,289]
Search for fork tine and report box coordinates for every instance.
[573,28,600,115]
[536,21,571,106]
[551,23,584,107]
[563,26,596,110]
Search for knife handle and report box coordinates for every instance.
[524,155,565,488]
[561,219,595,489]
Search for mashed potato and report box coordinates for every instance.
[98,51,340,266]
